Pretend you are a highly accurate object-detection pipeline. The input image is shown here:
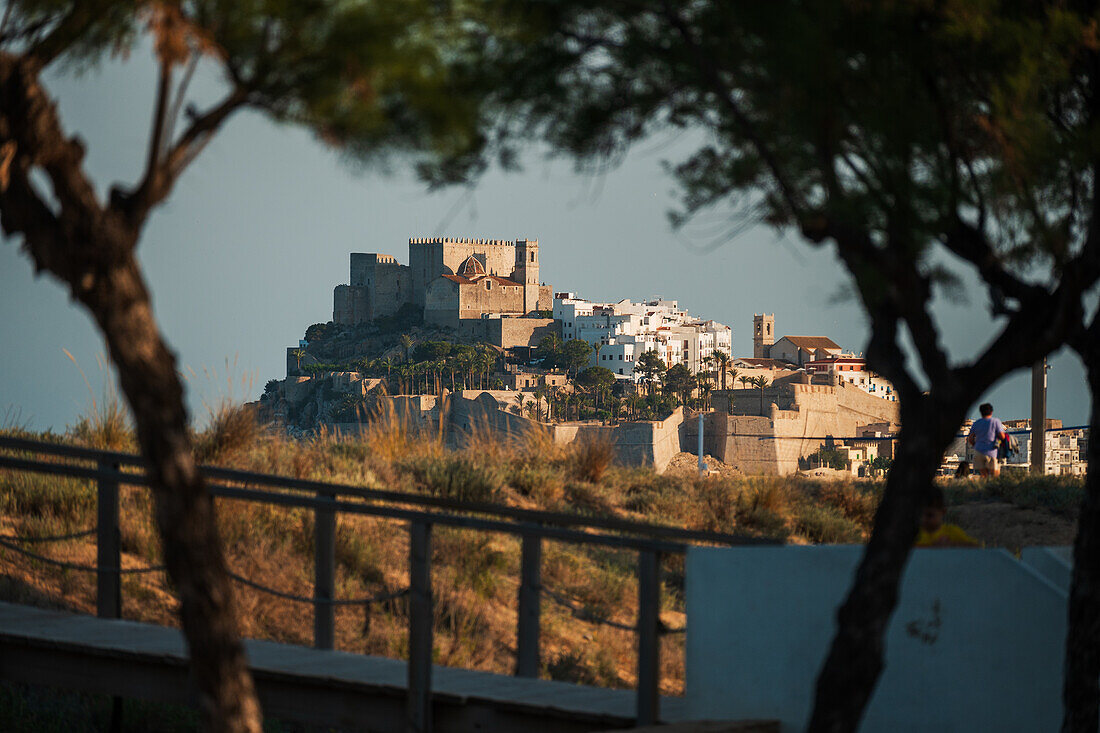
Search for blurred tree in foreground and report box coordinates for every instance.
[0,1,539,730]
[503,1,1100,730]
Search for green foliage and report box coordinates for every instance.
[576,366,615,391]
[869,456,893,473]
[304,322,339,343]
[795,505,864,544]
[561,339,593,375]
[534,333,564,368]
[811,447,850,471]
[974,472,1084,517]
[661,363,695,403]
[634,350,666,386]
[411,455,503,503]
[412,340,453,362]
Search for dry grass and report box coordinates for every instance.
[193,402,260,464]
[4,399,1083,701]
[570,434,617,483]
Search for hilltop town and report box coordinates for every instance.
[258,236,1082,477]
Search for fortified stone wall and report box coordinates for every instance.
[409,238,524,304]
[451,318,560,349]
[552,408,684,471]
[333,285,368,325]
[310,381,682,472]
[537,285,554,311]
[698,382,899,475]
[457,278,526,320]
[424,278,461,328]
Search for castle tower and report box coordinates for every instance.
[513,238,540,313]
[754,313,774,358]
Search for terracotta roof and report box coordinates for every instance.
[779,335,841,350]
[735,357,794,368]
[807,356,865,365]
[440,273,520,287]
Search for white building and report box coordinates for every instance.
[805,356,897,402]
[553,293,732,379]
[1000,420,1089,476]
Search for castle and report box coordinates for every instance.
[333,237,553,329]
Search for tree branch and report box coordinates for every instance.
[137,58,173,210]
[660,2,807,222]
[121,86,247,223]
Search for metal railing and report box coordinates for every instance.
[0,434,777,731]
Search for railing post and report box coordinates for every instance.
[408,521,433,733]
[97,459,124,733]
[314,490,336,650]
[636,549,660,727]
[96,460,121,620]
[515,533,541,678]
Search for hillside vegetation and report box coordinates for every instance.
[0,401,1085,698]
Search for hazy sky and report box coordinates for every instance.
[0,47,1090,432]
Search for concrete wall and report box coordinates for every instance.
[686,546,1069,732]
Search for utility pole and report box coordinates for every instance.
[1031,359,1047,475]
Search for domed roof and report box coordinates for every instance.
[458,255,486,277]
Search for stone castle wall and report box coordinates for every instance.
[697,382,899,475]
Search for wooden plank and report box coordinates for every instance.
[636,550,660,726]
[516,534,542,678]
[408,521,434,733]
[314,491,336,650]
[96,460,121,620]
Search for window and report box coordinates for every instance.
[530,252,535,262]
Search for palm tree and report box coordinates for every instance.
[701,354,717,389]
[399,333,414,363]
[534,385,550,422]
[739,375,752,389]
[700,383,712,411]
[714,351,732,391]
[752,376,771,414]
[291,348,306,374]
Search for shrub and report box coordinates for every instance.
[818,482,879,529]
[69,392,132,452]
[335,523,385,585]
[415,455,502,503]
[796,505,865,544]
[570,435,616,483]
[193,403,259,464]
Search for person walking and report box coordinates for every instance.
[967,403,1007,478]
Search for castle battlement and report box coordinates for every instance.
[335,236,552,331]
[408,237,538,246]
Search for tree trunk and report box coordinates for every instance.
[84,256,263,732]
[807,397,962,733]
[1063,332,1100,733]
[0,54,261,732]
